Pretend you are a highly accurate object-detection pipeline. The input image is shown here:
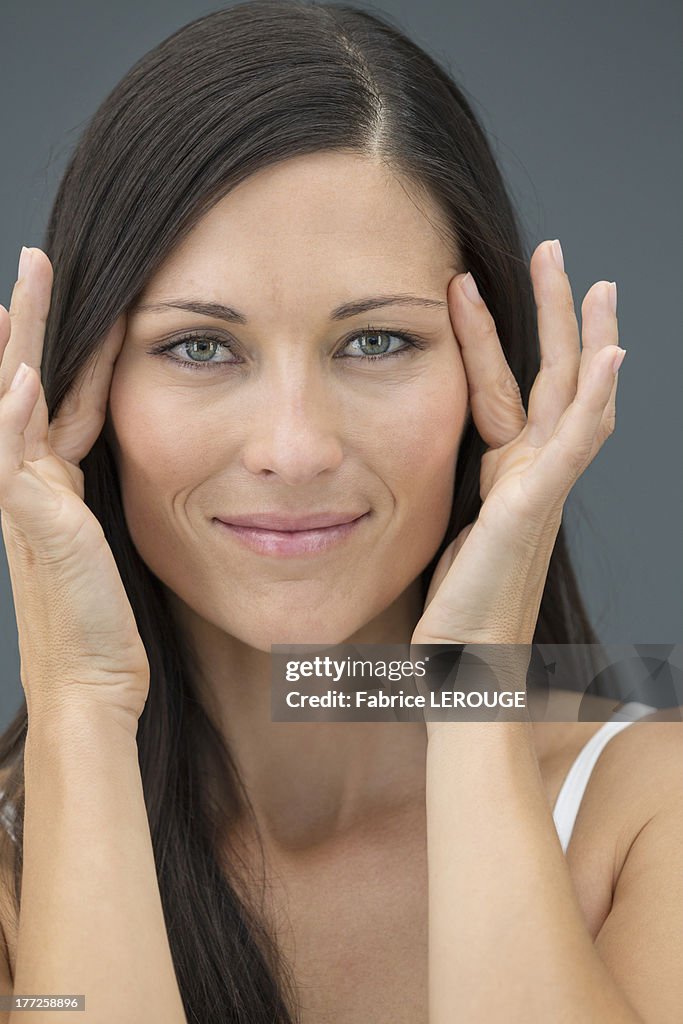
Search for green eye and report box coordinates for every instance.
[340,328,424,362]
[350,331,394,356]
[151,332,237,371]
[183,338,222,361]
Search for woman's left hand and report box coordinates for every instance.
[411,239,624,655]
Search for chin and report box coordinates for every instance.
[230,615,361,653]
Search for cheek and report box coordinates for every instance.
[106,372,207,539]
[380,374,468,520]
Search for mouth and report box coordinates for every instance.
[212,511,371,558]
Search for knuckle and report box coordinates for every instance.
[480,314,499,342]
[8,280,31,318]
[555,435,590,475]
[9,276,29,305]
[8,284,49,328]
[497,370,522,404]
[536,292,575,319]
[601,412,617,437]
[559,295,577,318]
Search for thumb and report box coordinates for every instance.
[48,314,127,465]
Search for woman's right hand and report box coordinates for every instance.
[0,246,150,729]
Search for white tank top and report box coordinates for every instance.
[551,701,656,853]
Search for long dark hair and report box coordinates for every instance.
[0,2,603,1019]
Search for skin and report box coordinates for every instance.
[105,151,470,845]
[1,152,681,1022]
[101,150,656,847]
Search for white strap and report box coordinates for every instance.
[552,702,655,853]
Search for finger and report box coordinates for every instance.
[0,305,10,362]
[578,279,618,393]
[595,366,618,445]
[0,363,61,522]
[1,248,53,461]
[448,271,527,449]
[1,248,53,394]
[523,344,624,504]
[525,240,581,447]
[573,281,619,451]
[48,313,127,465]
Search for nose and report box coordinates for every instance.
[240,370,345,484]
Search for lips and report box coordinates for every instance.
[212,510,370,557]
[214,511,369,531]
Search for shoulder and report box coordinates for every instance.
[587,716,683,1020]
[591,711,683,800]
[574,711,683,872]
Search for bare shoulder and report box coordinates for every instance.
[571,710,683,871]
[592,710,683,803]
[586,714,683,1020]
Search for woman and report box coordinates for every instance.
[0,2,680,1021]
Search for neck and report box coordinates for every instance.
[167,581,429,854]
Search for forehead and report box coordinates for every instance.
[140,151,457,303]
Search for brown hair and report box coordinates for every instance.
[0,3,602,1019]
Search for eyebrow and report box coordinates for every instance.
[130,294,448,323]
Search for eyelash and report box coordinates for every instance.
[148,324,428,373]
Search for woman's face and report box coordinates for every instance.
[107,152,469,651]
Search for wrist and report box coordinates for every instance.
[25,696,139,767]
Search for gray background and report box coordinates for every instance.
[1,0,681,726]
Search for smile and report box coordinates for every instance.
[212,512,371,558]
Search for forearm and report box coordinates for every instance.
[11,702,186,1024]
[425,721,642,1023]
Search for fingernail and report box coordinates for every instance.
[612,348,626,374]
[18,246,32,281]
[550,239,564,271]
[10,362,30,392]
[460,272,483,305]
[608,281,617,315]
